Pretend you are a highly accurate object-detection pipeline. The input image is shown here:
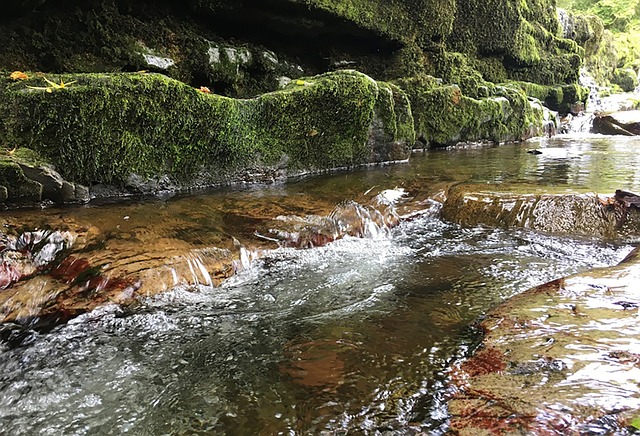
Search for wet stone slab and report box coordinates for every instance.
[447,247,640,434]
[0,188,408,331]
[440,184,640,240]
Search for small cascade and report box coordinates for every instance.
[0,188,412,329]
[579,68,603,112]
[559,112,594,134]
[264,189,406,248]
[560,69,640,134]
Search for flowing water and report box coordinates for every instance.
[1,134,640,435]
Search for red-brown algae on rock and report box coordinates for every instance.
[447,248,640,434]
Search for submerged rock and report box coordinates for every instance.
[0,186,407,331]
[440,184,640,239]
[447,247,640,433]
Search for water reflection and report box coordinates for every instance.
[0,135,639,434]
[0,216,628,434]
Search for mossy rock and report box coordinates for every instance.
[394,75,549,147]
[508,81,589,113]
[0,158,43,204]
[297,0,456,44]
[559,5,640,88]
[0,70,414,191]
[447,0,583,85]
[611,68,639,92]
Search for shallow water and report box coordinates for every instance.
[1,135,639,434]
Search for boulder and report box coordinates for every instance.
[0,148,89,207]
[440,184,640,239]
[0,160,42,204]
[447,247,640,433]
[591,111,640,136]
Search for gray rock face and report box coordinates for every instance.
[1,159,88,208]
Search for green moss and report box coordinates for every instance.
[611,68,639,92]
[447,0,583,85]
[370,81,416,158]
[508,81,590,112]
[434,52,488,96]
[0,159,42,202]
[507,52,582,85]
[561,1,640,87]
[395,74,547,148]
[471,56,510,84]
[0,70,413,187]
[298,0,456,43]
[562,0,640,33]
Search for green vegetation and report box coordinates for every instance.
[447,0,583,85]
[298,0,457,43]
[395,75,549,147]
[559,0,640,88]
[0,0,601,205]
[0,70,414,190]
[0,158,43,203]
[508,81,590,112]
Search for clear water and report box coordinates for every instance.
[0,135,638,435]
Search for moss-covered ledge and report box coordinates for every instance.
[394,75,554,147]
[0,70,414,204]
[508,81,590,113]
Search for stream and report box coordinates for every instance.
[1,133,639,435]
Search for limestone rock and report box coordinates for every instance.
[0,71,415,197]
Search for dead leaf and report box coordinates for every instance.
[9,71,28,81]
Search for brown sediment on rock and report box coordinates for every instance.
[447,247,640,434]
[439,184,640,239]
[0,188,408,331]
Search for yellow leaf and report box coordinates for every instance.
[43,77,58,87]
[295,80,306,86]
